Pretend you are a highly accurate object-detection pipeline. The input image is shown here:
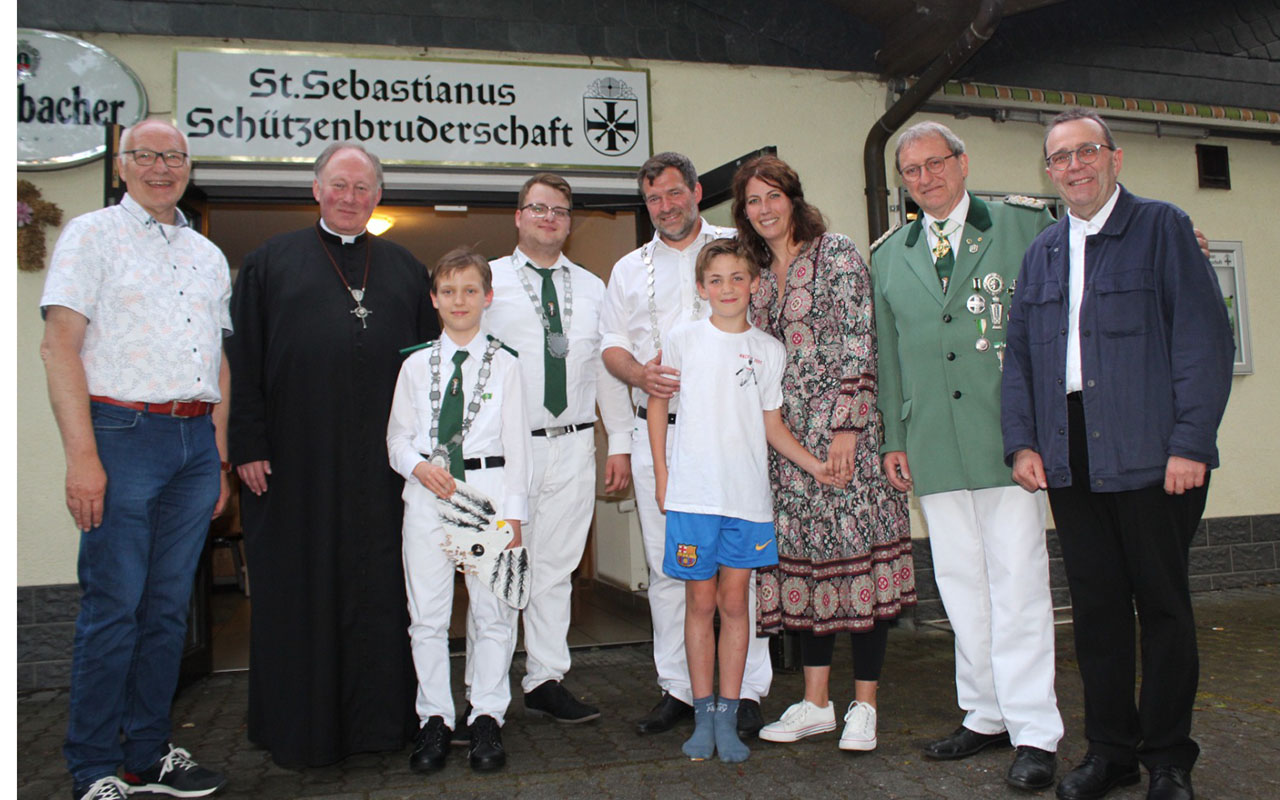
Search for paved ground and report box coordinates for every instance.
[18,585,1280,800]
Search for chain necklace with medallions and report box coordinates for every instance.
[426,338,502,467]
[315,225,373,328]
[642,239,704,354]
[511,252,573,358]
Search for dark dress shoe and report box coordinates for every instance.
[922,726,1012,760]
[1007,746,1057,791]
[635,692,694,735]
[1147,765,1193,800]
[450,703,471,747]
[409,716,450,773]
[468,715,506,771]
[1055,753,1141,800]
[737,698,765,739]
[524,680,601,723]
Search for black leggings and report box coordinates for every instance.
[798,622,889,682]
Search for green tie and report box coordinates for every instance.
[438,349,469,480]
[532,266,568,416]
[931,219,955,291]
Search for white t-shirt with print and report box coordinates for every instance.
[661,318,785,523]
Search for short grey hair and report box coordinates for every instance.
[314,142,384,188]
[637,151,697,192]
[118,119,188,162]
[894,121,966,172]
[1044,108,1117,157]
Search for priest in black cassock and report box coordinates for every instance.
[226,142,438,768]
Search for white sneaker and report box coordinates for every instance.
[758,699,837,742]
[839,700,877,751]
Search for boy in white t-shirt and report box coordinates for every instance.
[386,247,532,775]
[648,238,835,763]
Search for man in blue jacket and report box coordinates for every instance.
[1002,109,1234,800]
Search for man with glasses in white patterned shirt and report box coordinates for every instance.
[40,119,230,800]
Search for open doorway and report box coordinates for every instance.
[203,200,653,672]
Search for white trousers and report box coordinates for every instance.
[403,473,517,726]
[510,429,597,693]
[631,418,773,704]
[918,486,1063,750]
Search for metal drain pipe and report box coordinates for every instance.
[864,0,1006,242]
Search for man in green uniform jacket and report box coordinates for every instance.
[870,121,1062,794]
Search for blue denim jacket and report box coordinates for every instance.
[1001,186,1234,492]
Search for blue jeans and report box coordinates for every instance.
[64,402,221,787]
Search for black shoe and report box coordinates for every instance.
[1007,746,1057,791]
[1055,753,1141,800]
[922,726,1012,760]
[635,692,694,735]
[737,698,765,739]
[409,716,450,774]
[524,680,601,723]
[468,715,506,771]
[122,744,227,797]
[1147,766,1193,800]
[451,703,472,747]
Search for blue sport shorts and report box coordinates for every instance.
[663,511,779,581]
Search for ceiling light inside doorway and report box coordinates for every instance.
[366,215,394,236]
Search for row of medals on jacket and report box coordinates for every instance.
[943,265,1015,372]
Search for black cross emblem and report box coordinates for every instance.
[586,101,637,154]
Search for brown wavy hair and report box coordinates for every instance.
[731,155,827,269]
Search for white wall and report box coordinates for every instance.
[17,33,1278,585]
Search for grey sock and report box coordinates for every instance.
[682,696,717,760]
[714,697,750,763]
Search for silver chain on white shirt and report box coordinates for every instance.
[510,252,573,358]
[426,338,502,467]
[643,240,702,354]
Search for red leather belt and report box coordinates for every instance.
[90,395,214,418]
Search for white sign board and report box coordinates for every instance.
[17,29,148,170]
[175,50,651,170]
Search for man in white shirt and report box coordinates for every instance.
[482,173,634,725]
[40,119,230,800]
[600,152,773,737]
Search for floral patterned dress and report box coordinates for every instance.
[752,233,916,635]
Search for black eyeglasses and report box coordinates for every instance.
[122,149,189,168]
[1045,143,1113,171]
[898,152,960,181]
[521,203,571,219]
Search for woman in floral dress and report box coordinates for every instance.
[731,155,915,752]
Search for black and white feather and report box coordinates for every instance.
[435,480,530,609]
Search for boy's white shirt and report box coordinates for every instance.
[386,327,533,523]
[661,317,785,523]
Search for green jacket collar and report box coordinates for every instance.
[905,192,991,247]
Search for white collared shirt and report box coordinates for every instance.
[386,330,532,522]
[40,193,232,403]
[598,218,736,413]
[484,248,633,454]
[318,217,363,243]
[1066,185,1121,392]
[922,192,970,266]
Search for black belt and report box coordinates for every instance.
[636,406,676,424]
[531,422,594,438]
[421,454,505,471]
